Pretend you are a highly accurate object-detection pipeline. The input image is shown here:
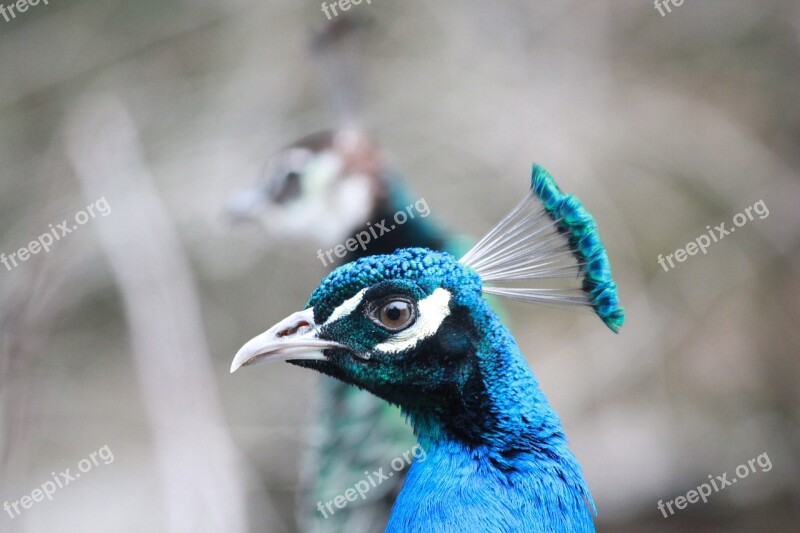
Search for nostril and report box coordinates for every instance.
[278,320,312,338]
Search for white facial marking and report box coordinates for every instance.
[303,150,342,195]
[274,152,372,246]
[324,288,368,326]
[375,288,452,353]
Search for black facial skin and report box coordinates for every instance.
[289,287,495,446]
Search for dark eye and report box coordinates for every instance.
[371,299,416,332]
[270,171,302,203]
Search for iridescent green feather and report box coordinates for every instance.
[530,164,625,332]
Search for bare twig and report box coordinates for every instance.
[66,96,281,533]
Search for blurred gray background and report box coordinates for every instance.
[1,0,799,531]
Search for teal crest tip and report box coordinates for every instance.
[530,164,625,332]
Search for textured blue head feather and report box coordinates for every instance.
[310,248,481,322]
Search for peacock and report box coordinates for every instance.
[226,18,452,531]
[231,164,624,532]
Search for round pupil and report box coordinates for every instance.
[381,301,410,327]
[385,304,403,321]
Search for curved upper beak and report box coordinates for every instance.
[230,307,343,373]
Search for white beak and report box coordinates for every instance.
[230,307,343,373]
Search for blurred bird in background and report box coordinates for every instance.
[226,16,453,533]
[231,165,624,531]
[226,16,449,264]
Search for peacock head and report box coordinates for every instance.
[232,165,626,441]
[225,129,387,248]
[230,248,488,408]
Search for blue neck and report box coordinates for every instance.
[388,301,596,532]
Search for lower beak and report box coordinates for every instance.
[230,307,343,373]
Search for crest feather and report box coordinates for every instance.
[459,165,625,332]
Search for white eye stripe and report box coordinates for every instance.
[374,289,451,353]
[324,288,367,326]
[323,287,453,353]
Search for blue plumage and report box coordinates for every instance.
[310,249,595,531]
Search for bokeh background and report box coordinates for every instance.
[1,1,799,531]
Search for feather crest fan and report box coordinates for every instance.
[460,164,625,332]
